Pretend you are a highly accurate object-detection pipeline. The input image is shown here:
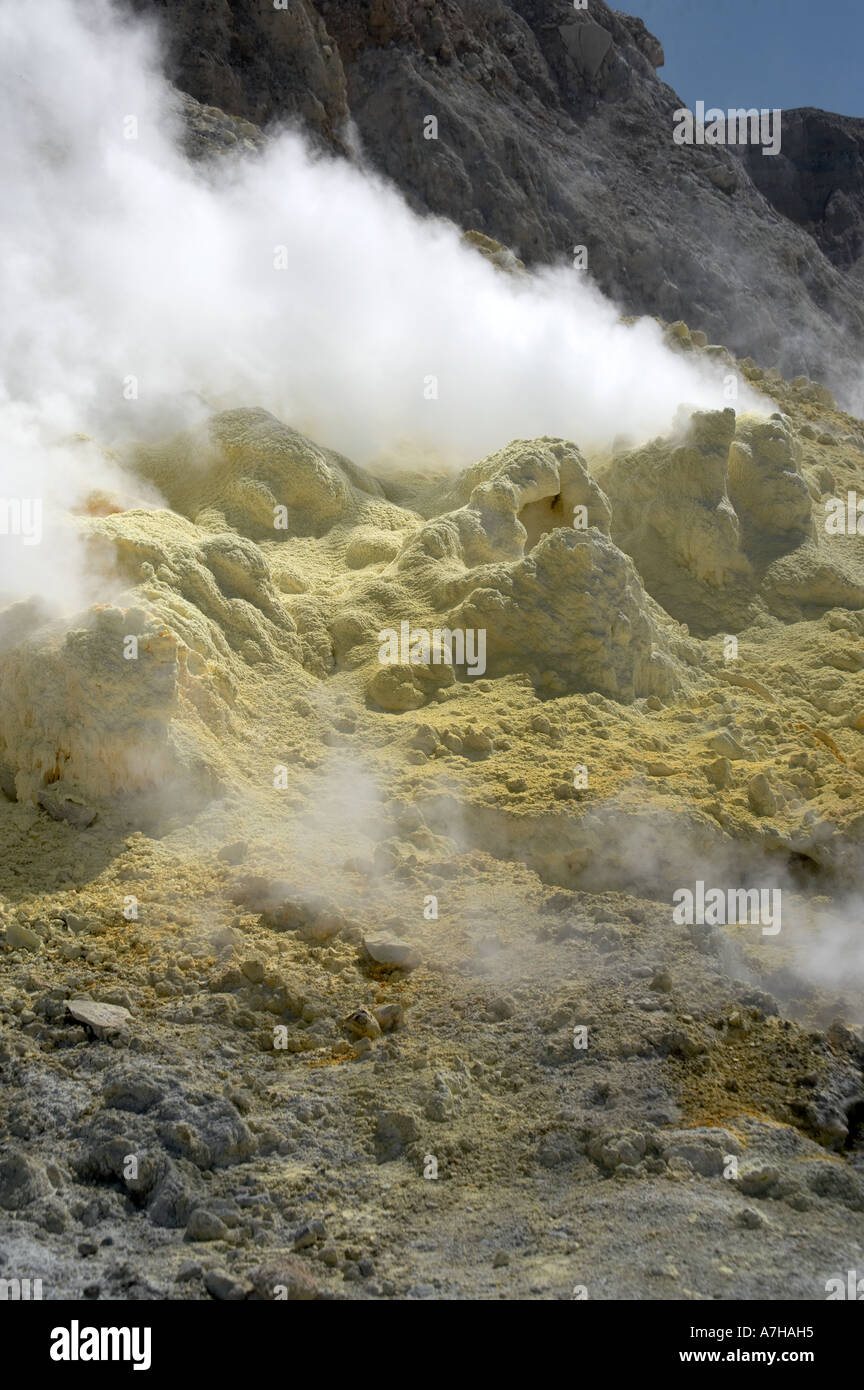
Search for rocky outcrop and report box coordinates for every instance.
[132,0,351,149]
[130,408,403,540]
[178,92,265,161]
[448,527,701,700]
[597,407,864,634]
[137,0,864,402]
[598,408,752,633]
[409,436,611,557]
[740,109,864,272]
[727,415,814,545]
[0,600,194,807]
[3,392,863,811]
[383,435,697,700]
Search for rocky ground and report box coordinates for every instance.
[2,316,864,1300]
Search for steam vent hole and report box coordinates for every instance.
[519,492,566,551]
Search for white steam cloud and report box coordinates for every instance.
[0,0,765,609]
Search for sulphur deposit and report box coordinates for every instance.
[1,321,864,1300]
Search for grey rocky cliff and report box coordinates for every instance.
[740,107,864,274]
[134,0,864,403]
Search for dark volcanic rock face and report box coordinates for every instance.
[130,0,351,148]
[133,0,864,402]
[740,108,864,273]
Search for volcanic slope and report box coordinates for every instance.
[2,329,864,1300]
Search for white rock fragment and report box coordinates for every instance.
[363,933,422,970]
[65,1000,132,1037]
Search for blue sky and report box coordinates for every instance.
[619,1,864,118]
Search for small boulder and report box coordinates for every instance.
[6,920,42,952]
[343,1008,381,1040]
[248,1257,320,1301]
[38,788,97,827]
[363,933,422,970]
[66,1000,132,1038]
[747,773,776,817]
[185,1208,229,1243]
[374,1003,403,1032]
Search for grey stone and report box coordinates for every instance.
[0,1154,51,1210]
[185,1208,229,1242]
[38,788,97,827]
[204,1268,251,1300]
[363,933,422,970]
